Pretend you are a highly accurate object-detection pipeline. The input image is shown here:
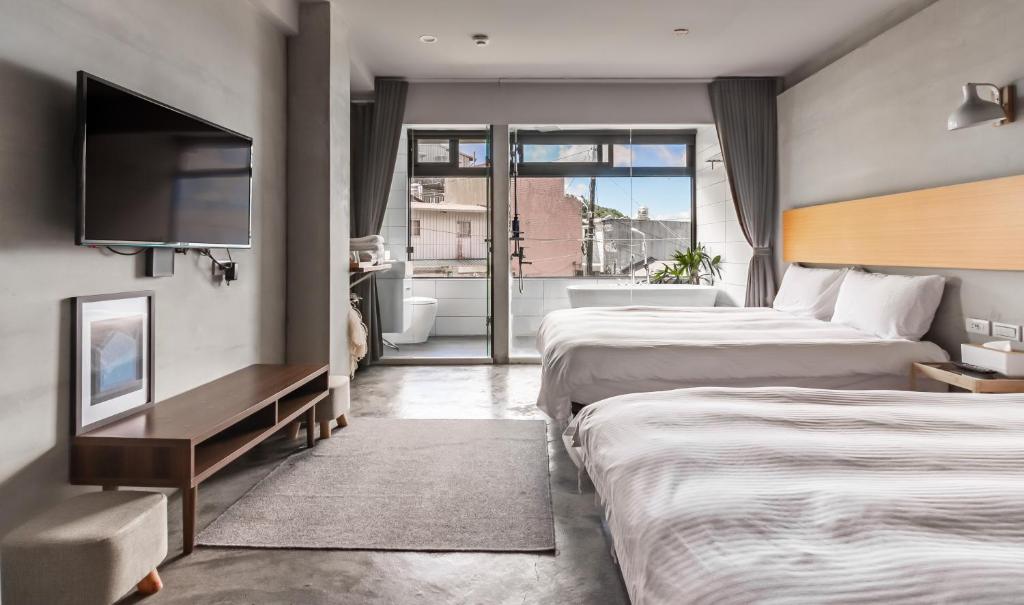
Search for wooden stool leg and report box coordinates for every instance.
[336,413,348,428]
[305,408,316,448]
[286,421,301,440]
[319,420,332,440]
[136,569,163,595]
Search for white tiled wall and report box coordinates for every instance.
[382,131,409,262]
[411,278,488,336]
[695,126,751,306]
[510,278,606,337]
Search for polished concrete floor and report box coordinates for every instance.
[382,336,489,359]
[126,365,628,605]
[381,336,541,360]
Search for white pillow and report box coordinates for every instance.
[772,265,848,320]
[830,271,945,340]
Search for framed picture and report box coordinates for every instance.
[72,291,155,435]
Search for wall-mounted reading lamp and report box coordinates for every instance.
[947,83,1016,130]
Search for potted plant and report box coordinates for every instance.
[652,244,722,285]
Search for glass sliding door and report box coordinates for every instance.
[379,128,493,361]
[508,127,696,359]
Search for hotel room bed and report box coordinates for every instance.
[570,387,1024,605]
[536,306,948,420]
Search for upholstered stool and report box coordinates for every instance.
[289,374,351,440]
[318,374,351,439]
[1,491,167,605]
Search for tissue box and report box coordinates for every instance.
[961,344,1024,377]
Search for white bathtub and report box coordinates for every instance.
[566,283,718,308]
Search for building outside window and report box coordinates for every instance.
[408,130,490,278]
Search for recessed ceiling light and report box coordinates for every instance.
[673,28,690,36]
[419,35,438,44]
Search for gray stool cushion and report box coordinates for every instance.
[315,374,350,427]
[2,491,167,605]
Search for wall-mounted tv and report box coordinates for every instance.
[76,72,253,248]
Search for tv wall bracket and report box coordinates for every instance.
[145,248,176,277]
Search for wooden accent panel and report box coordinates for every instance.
[783,175,1024,270]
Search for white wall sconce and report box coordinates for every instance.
[947,83,1016,130]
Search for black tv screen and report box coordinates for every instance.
[76,72,253,248]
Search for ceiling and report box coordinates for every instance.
[337,0,935,93]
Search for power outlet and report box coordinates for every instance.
[992,322,1023,341]
[966,318,991,335]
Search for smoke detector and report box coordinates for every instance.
[419,34,438,44]
[472,34,490,46]
[673,28,690,36]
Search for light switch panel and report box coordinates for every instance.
[992,322,1023,341]
[966,318,991,335]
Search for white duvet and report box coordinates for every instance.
[537,307,948,420]
[572,387,1024,605]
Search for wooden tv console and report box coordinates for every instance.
[70,364,330,554]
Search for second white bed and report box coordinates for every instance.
[537,306,948,420]
[571,387,1024,605]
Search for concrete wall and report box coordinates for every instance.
[0,0,287,542]
[405,82,713,125]
[696,126,751,306]
[286,1,351,387]
[777,0,1024,355]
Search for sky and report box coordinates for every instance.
[524,144,691,220]
[565,176,692,221]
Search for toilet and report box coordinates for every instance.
[384,297,438,344]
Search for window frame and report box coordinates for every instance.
[406,128,493,271]
[510,128,697,253]
[411,129,490,177]
[512,129,696,178]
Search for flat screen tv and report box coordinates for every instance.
[76,72,253,248]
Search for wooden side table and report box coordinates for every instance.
[910,362,1024,394]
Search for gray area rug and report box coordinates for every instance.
[198,418,555,552]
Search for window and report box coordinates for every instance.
[514,130,694,177]
[407,129,491,278]
[416,139,451,163]
[412,130,490,177]
[510,128,695,278]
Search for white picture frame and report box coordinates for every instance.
[72,291,155,435]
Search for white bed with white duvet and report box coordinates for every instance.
[571,387,1024,605]
[537,267,950,421]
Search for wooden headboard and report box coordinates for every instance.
[783,174,1024,271]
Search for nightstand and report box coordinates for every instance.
[910,362,1024,394]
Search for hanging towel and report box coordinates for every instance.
[348,300,368,376]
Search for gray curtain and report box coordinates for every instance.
[351,77,408,367]
[708,77,779,307]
